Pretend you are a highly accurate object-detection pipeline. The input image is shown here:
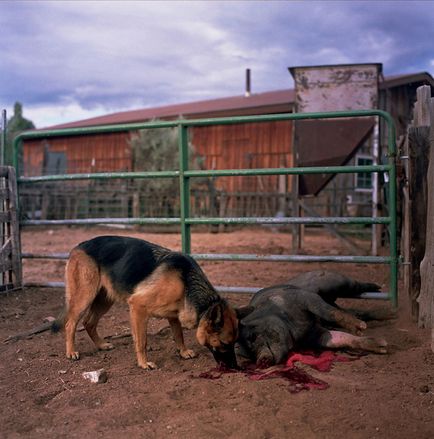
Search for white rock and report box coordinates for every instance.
[82,369,107,384]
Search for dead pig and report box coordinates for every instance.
[286,270,394,321]
[237,272,388,367]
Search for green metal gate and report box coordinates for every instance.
[13,110,398,306]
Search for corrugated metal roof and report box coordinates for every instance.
[47,89,294,130]
[44,71,433,130]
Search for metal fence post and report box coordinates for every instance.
[386,112,398,308]
[178,123,191,254]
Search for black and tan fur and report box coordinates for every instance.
[53,236,240,369]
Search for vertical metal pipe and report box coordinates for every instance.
[178,124,191,254]
[245,68,251,97]
[371,118,379,256]
[13,136,20,172]
[387,114,398,307]
[1,109,6,166]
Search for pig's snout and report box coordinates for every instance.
[256,344,277,368]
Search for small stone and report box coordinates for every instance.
[82,368,108,384]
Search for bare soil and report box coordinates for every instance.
[0,226,433,438]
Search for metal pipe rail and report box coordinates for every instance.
[21,216,391,227]
[17,164,390,183]
[14,109,398,305]
[22,281,389,300]
[21,251,391,264]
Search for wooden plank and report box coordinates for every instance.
[418,97,434,335]
[414,86,432,127]
[0,257,13,274]
[0,211,10,223]
[0,238,11,254]
[407,126,430,321]
[7,167,22,288]
[0,188,9,201]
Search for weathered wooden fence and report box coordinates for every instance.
[0,166,22,291]
[402,85,434,350]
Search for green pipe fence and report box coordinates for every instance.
[22,281,389,301]
[13,109,398,306]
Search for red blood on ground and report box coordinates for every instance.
[195,351,358,393]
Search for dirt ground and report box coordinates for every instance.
[0,226,433,438]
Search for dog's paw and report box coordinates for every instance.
[180,348,197,359]
[138,361,157,370]
[98,342,114,351]
[66,351,80,361]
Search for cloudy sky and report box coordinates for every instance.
[1,0,433,128]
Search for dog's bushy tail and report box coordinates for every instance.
[51,310,66,333]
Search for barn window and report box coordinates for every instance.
[44,151,67,175]
[355,155,373,191]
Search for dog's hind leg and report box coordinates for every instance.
[64,250,101,360]
[82,290,114,352]
[167,317,197,359]
[318,329,388,354]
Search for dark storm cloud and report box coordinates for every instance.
[0,1,433,127]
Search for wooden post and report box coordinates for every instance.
[7,167,22,288]
[405,86,432,322]
[0,166,22,291]
[418,95,434,338]
[406,126,430,320]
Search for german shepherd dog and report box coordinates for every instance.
[52,236,240,369]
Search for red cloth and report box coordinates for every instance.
[285,350,352,372]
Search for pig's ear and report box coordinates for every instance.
[235,306,255,320]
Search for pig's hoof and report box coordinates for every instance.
[361,337,388,354]
[357,321,368,331]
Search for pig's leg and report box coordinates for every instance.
[339,307,396,322]
[318,329,387,354]
[303,292,367,335]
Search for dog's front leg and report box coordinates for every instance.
[167,317,197,359]
[128,300,156,370]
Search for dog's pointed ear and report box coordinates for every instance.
[209,302,225,331]
[235,305,255,320]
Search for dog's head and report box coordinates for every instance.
[196,300,246,369]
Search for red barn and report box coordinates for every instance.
[20,68,434,220]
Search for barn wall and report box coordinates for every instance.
[23,132,132,176]
[191,120,293,193]
[23,121,293,194]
